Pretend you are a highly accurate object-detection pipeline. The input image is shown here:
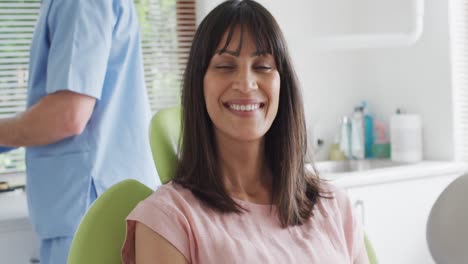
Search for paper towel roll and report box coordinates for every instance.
[390,114,423,162]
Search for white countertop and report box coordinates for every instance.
[323,161,468,188]
[0,161,467,224]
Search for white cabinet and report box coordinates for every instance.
[0,218,40,264]
[0,189,40,264]
[346,173,460,264]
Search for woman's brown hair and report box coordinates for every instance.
[174,0,325,227]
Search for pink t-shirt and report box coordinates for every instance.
[122,182,364,263]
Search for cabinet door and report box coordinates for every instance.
[0,224,40,264]
[347,174,460,264]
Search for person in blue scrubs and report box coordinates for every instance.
[0,0,160,263]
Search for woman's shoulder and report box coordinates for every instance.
[141,181,198,210]
[320,181,347,197]
[123,182,195,263]
[317,181,353,216]
[317,182,365,260]
[126,181,203,228]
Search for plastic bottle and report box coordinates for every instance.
[372,121,391,158]
[351,106,365,159]
[362,101,374,158]
[339,116,352,159]
[329,132,345,161]
[390,110,423,162]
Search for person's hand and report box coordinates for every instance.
[0,146,16,153]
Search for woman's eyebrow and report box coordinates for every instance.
[215,49,270,57]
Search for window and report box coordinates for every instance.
[0,0,195,174]
[136,0,195,112]
[0,0,39,173]
[451,0,468,161]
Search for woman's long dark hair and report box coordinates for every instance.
[174,0,326,227]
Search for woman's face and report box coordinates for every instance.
[203,27,280,144]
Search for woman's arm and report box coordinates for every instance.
[354,246,370,264]
[135,222,189,264]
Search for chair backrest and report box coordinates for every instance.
[365,233,378,264]
[149,105,181,184]
[427,173,468,264]
[67,179,153,264]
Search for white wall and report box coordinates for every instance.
[196,0,454,161]
[353,0,454,161]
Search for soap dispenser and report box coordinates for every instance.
[362,101,374,158]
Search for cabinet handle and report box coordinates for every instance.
[353,199,365,226]
[30,257,40,263]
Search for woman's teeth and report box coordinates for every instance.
[228,103,261,111]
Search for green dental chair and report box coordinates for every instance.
[148,106,181,184]
[67,105,378,263]
[67,107,182,264]
[67,179,152,264]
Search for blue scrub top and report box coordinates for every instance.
[26,0,160,239]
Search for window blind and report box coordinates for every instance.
[0,0,40,173]
[0,0,196,174]
[136,0,195,113]
[451,0,468,161]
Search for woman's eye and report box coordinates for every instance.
[215,65,234,69]
[255,65,272,71]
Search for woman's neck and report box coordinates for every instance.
[216,132,272,204]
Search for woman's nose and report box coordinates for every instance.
[232,68,257,92]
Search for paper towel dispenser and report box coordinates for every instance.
[309,0,424,50]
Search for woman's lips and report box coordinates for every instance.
[223,101,265,116]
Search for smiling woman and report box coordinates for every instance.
[122,1,370,263]
[203,26,280,142]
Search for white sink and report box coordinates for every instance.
[313,159,409,174]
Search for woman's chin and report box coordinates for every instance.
[227,132,266,143]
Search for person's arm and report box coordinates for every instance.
[0,0,119,148]
[0,90,95,147]
[135,222,188,264]
[354,246,370,264]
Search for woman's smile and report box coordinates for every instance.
[223,100,266,117]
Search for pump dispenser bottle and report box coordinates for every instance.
[362,101,374,158]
